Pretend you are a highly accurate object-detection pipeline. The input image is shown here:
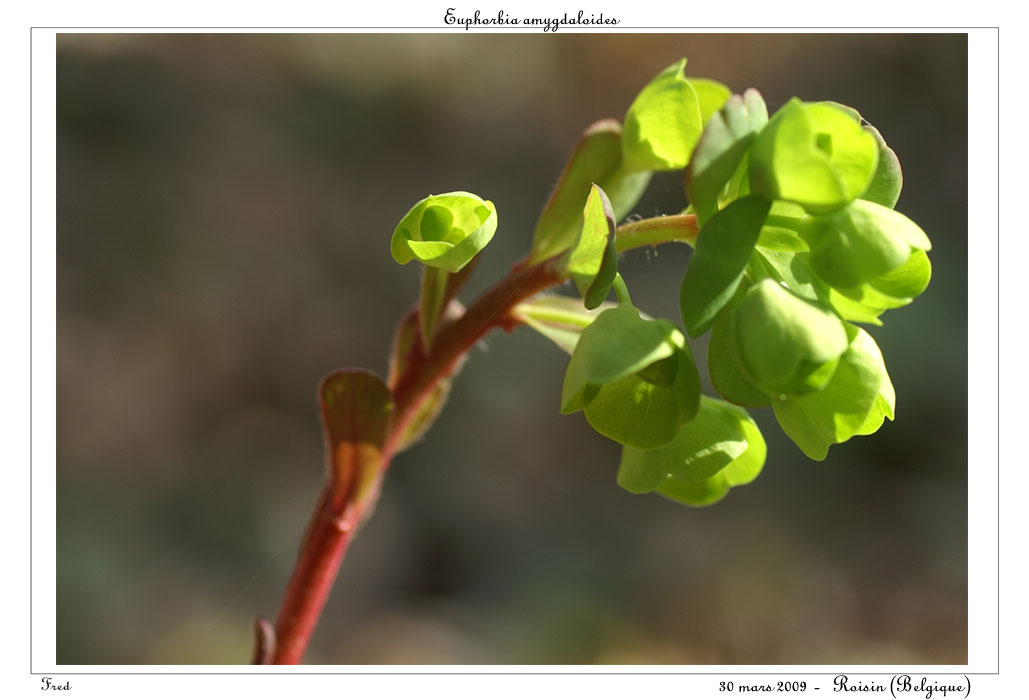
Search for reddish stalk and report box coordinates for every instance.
[266,259,561,664]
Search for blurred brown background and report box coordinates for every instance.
[56,33,968,665]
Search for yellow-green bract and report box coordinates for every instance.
[621,58,729,173]
[771,324,895,460]
[804,199,932,289]
[728,279,848,397]
[391,191,498,273]
[618,396,766,507]
[749,99,878,214]
[561,303,700,449]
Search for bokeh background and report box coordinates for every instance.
[56,33,968,665]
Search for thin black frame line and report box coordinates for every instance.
[36,26,995,30]
[34,26,994,675]
[26,672,995,676]
[994,26,1001,676]
[28,25,33,677]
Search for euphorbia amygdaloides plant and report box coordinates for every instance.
[253,58,931,664]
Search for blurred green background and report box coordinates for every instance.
[56,33,967,665]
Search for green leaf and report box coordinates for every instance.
[562,184,618,309]
[560,304,677,413]
[622,59,704,172]
[732,279,848,396]
[756,245,930,326]
[869,248,932,299]
[806,199,931,289]
[391,192,498,273]
[583,327,701,448]
[772,324,894,460]
[617,396,766,507]
[679,195,772,337]
[755,201,808,251]
[708,304,772,407]
[529,120,651,263]
[655,472,734,507]
[319,370,394,505]
[513,295,618,355]
[685,89,769,224]
[687,77,731,123]
[561,305,701,448]
[861,124,903,208]
[618,396,754,486]
[749,99,878,214]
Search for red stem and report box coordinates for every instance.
[268,259,562,664]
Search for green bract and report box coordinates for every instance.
[804,199,932,289]
[622,59,709,172]
[561,184,619,309]
[391,191,498,273]
[685,89,769,224]
[729,279,848,397]
[618,396,766,507]
[561,304,700,449]
[861,125,903,209]
[772,324,895,460]
[530,120,651,263]
[752,211,932,326]
[749,99,878,214]
[386,58,932,515]
[513,295,617,355]
[679,195,771,337]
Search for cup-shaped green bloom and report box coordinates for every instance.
[772,324,895,460]
[561,304,701,449]
[728,279,848,397]
[804,199,932,289]
[617,396,766,507]
[749,203,932,326]
[749,99,878,214]
[390,192,498,273]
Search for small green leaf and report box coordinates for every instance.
[755,201,808,251]
[732,279,849,396]
[583,327,701,448]
[391,192,498,273]
[756,245,930,326]
[561,305,701,448]
[708,305,772,407]
[680,195,772,337]
[869,248,932,299]
[513,295,618,355]
[561,304,676,413]
[687,77,732,123]
[617,396,766,507]
[622,59,704,172]
[655,472,733,507]
[772,324,894,460]
[562,184,618,309]
[749,99,878,214]
[806,199,931,289]
[530,120,651,263]
[861,125,903,208]
[685,89,769,224]
[619,396,750,485]
[319,370,394,504]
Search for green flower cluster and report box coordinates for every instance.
[521,60,932,504]
[392,59,932,507]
